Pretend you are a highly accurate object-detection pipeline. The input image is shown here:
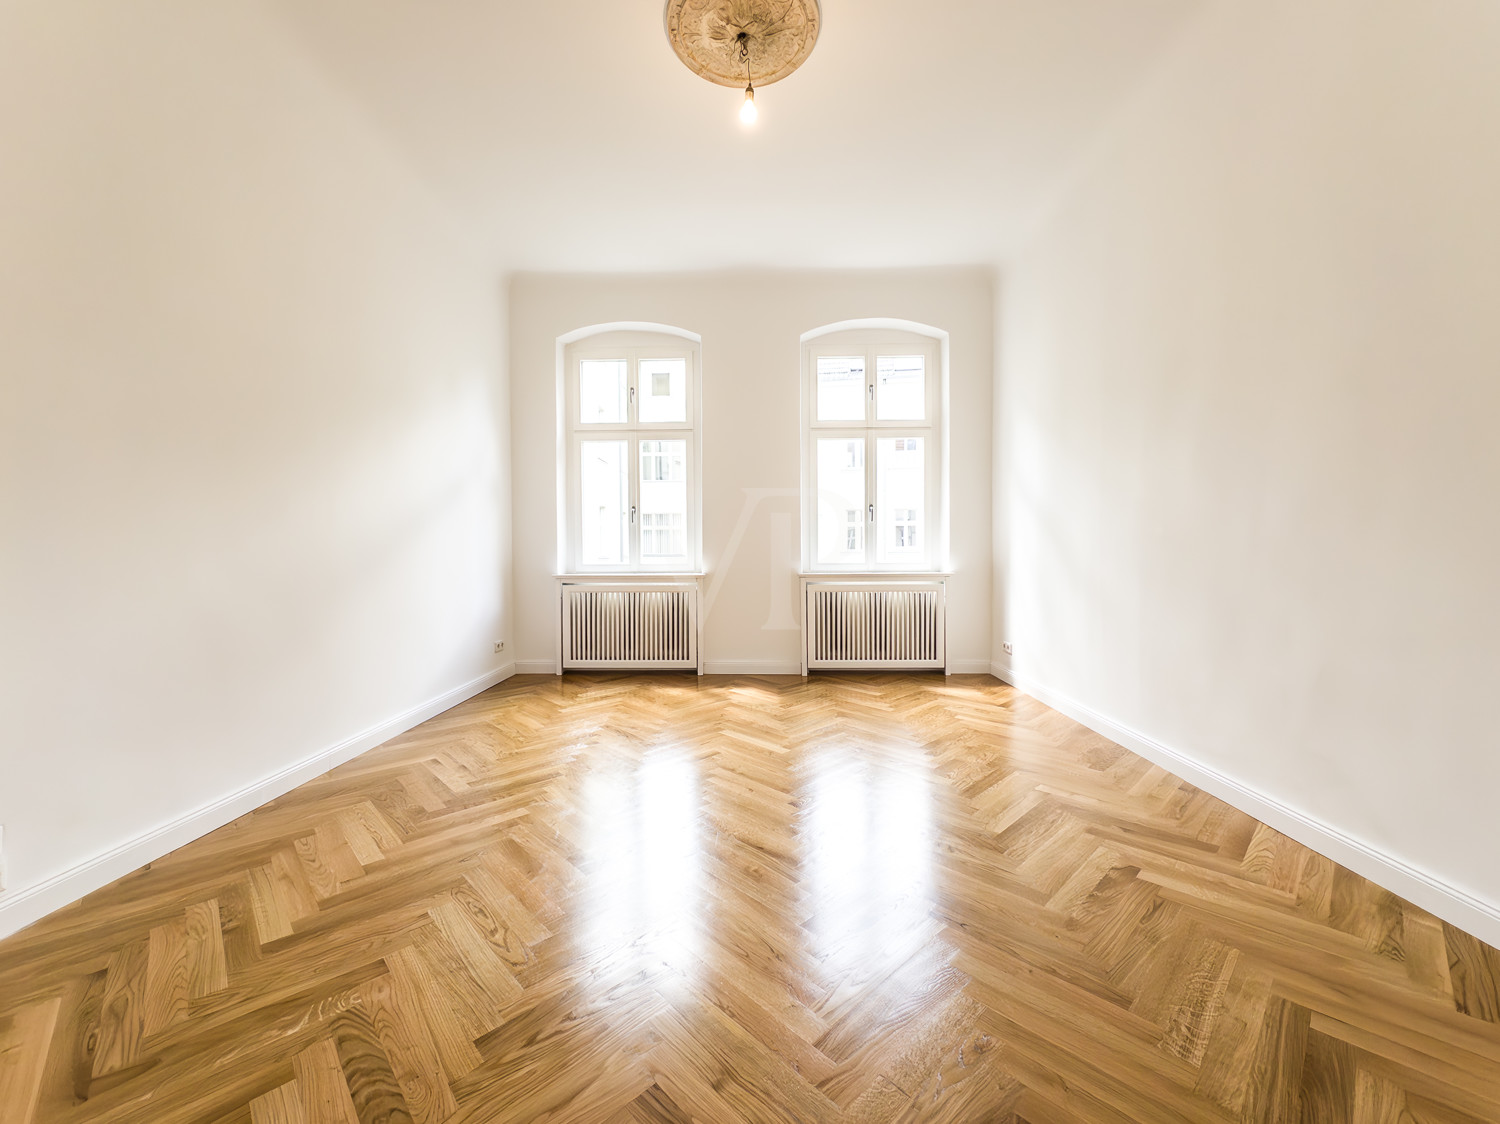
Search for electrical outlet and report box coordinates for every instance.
[494,641,505,654]
[1002,642,1014,656]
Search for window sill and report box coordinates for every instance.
[556,572,706,579]
[799,571,952,579]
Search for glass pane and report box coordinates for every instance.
[816,438,865,565]
[638,358,687,424]
[876,355,925,421]
[640,439,688,562]
[816,356,866,422]
[580,440,628,565]
[579,359,628,424]
[876,437,925,563]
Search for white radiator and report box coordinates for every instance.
[561,582,699,671]
[804,581,946,672]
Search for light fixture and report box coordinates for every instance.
[664,0,821,126]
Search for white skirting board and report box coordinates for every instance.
[946,659,995,675]
[704,659,994,676]
[513,659,561,675]
[0,664,517,941]
[702,660,803,676]
[990,663,1500,948]
[531,657,993,677]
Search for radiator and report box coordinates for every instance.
[561,582,699,670]
[804,581,946,671]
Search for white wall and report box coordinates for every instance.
[511,271,993,674]
[0,1,510,935]
[996,0,1500,936]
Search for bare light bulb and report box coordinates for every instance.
[739,84,758,125]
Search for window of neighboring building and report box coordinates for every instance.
[564,333,700,572]
[803,328,943,571]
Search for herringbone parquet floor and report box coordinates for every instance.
[2,674,1498,1123]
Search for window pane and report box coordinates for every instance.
[816,438,865,564]
[876,355,925,421]
[816,356,866,422]
[640,439,688,562]
[580,441,629,565]
[638,359,687,424]
[876,436,925,563]
[579,359,628,424]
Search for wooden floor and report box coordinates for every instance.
[2,675,1499,1124]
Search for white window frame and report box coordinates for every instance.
[563,334,702,574]
[801,327,947,573]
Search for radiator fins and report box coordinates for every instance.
[806,584,945,669]
[562,586,697,669]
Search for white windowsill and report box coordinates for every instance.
[556,572,706,579]
[799,571,952,579]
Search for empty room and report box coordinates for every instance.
[2,1,1498,1121]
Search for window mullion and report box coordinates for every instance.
[807,429,819,568]
[570,434,580,572]
[628,348,638,426]
[629,435,640,569]
[865,349,876,568]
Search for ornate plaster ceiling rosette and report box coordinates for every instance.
[664,0,822,88]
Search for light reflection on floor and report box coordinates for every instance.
[570,710,943,1023]
[576,746,705,979]
[799,741,938,987]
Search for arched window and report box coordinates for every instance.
[802,323,946,572]
[561,326,701,573]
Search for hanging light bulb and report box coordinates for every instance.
[665,1,821,131]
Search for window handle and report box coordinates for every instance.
[868,503,875,523]
[629,385,636,406]
[630,505,637,525]
[868,384,875,402]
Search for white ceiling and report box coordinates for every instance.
[272,0,1205,272]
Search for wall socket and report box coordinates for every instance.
[1002,642,1014,656]
[493,641,505,654]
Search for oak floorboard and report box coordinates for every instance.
[0,673,1497,1122]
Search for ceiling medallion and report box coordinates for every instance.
[664,0,822,125]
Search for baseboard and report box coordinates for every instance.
[700,659,994,676]
[524,657,988,677]
[946,659,994,675]
[513,659,558,675]
[702,659,804,676]
[990,663,1500,948]
[526,657,804,676]
[0,663,517,941]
